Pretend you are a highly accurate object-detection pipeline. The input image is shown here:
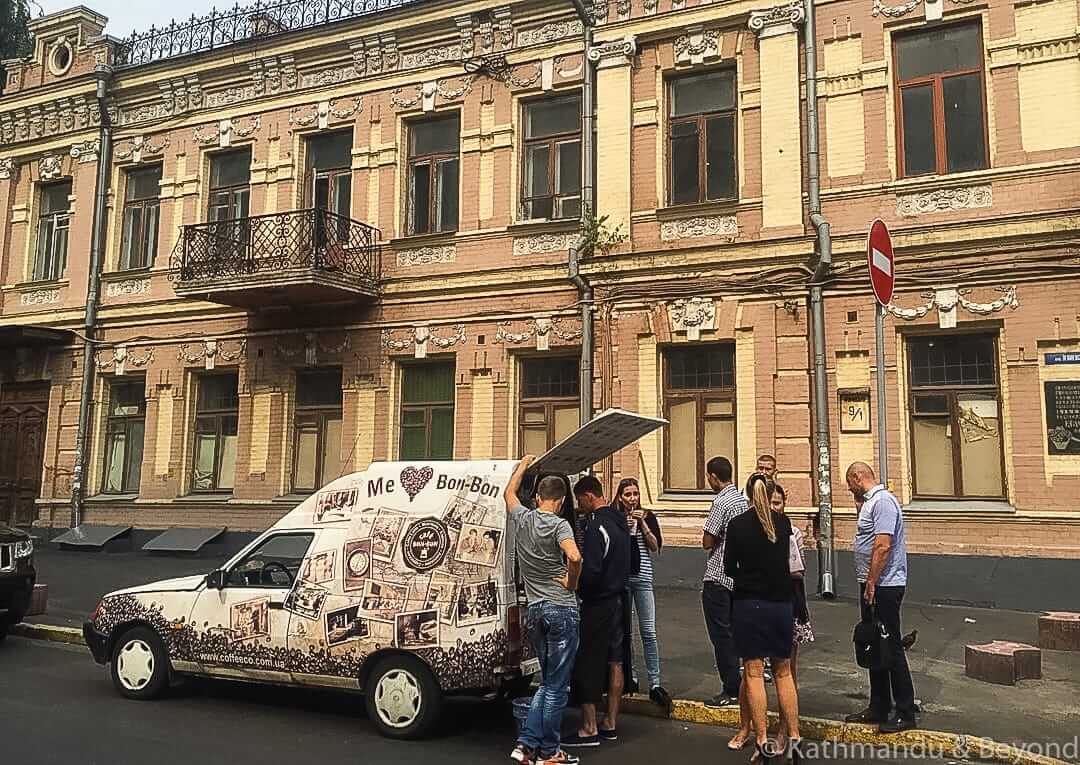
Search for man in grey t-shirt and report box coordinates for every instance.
[505,456,582,765]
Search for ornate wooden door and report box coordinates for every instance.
[0,383,49,528]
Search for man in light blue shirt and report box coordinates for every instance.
[844,462,917,734]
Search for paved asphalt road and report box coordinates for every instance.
[2,637,936,765]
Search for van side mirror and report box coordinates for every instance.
[206,569,227,590]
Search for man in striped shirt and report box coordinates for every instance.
[701,456,748,707]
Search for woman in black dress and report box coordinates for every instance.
[723,474,801,763]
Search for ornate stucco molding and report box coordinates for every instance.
[39,154,63,181]
[748,2,806,38]
[95,345,154,376]
[105,278,151,298]
[193,116,262,148]
[381,324,468,359]
[114,134,170,164]
[289,98,363,130]
[887,286,1018,329]
[70,139,101,164]
[391,77,475,111]
[675,27,721,66]
[20,289,60,306]
[177,339,247,370]
[516,19,584,47]
[0,93,100,147]
[0,157,17,180]
[896,185,992,217]
[512,232,578,256]
[396,245,456,267]
[659,215,738,242]
[495,316,582,351]
[587,37,637,68]
[276,332,350,366]
[669,297,716,341]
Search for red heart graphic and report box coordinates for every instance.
[400,466,434,501]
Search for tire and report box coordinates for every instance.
[364,654,443,740]
[109,626,170,700]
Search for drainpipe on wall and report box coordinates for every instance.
[70,64,114,529]
[803,0,837,598]
[569,1,595,427]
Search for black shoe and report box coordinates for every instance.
[844,708,886,724]
[598,727,618,741]
[705,693,739,708]
[879,715,917,734]
[650,686,673,712]
[561,734,601,748]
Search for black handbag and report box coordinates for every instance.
[853,606,893,670]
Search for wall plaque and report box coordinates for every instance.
[1045,381,1080,454]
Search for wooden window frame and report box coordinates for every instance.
[667,69,738,207]
[208,148,252,223]
[662,344,737,492]
[34,180,72,282]
[518,356,581,453]
[120,164,162,271]
[191,373,240,494]
[406,115,460,236]
[291,369,344,494]
[520,94,583,221]
[102,378,147,495]
[892,22,990,179]
[907,333,1006,500]
[399,362,456,460]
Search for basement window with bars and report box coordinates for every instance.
[102,379,146,494]
[292,368,344,494]
[407,115,460,235]
[664,344,737,491]
[33,181,72,282]
[192,373,239,493]
[519,357,580,454]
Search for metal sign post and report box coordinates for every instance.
[867,219,895,485]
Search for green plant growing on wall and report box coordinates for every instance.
[578,206,627,258]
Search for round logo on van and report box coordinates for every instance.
[401,518,450,572]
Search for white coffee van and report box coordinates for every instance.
[83,409,665,739]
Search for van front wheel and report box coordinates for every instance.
[365,655,442,740]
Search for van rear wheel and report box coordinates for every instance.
[365,654,442,740]
[110,626,169,700]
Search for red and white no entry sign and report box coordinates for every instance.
[867,219,895,306]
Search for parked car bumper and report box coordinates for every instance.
[0,569,34,617]
[83,621,109,664]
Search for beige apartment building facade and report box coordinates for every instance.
[1,0,1079,600]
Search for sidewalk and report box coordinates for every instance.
[29,548,1080,755]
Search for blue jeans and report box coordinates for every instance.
[628,576,661,688]
[520,601,580,757]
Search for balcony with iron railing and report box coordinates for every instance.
[170,208,381,307]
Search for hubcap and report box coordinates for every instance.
[117,639,156,691]
[374,668,422,729]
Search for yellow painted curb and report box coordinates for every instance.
[621,696,1069,765]
[11,622,85,646]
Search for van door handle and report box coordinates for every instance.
[269,601,285,610]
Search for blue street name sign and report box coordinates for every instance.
[1046,352,1080,365]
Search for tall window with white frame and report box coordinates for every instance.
[407,115,459,235]
[192,373,239,493]
[907,334,1004,499]
[519,357,580,454]
[120,164,162,270]
[521,95,582,221]
[292,368,344,494]
[663,344,737,491]
[102,379,146,495]
[34,180,72,281]
[669,70,738,205]
[894,23,988,177]
[399,362,455,460]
